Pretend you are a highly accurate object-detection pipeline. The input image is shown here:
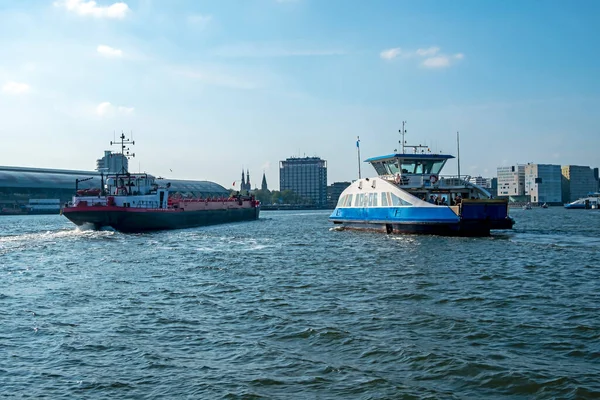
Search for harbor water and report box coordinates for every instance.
[1,208,599,399]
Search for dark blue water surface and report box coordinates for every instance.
[1,208,599,399]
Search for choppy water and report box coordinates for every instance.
[1,208,599,399]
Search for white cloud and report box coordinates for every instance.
[97,44,123,57]
[187,14,212,27]
[422,56,451,68]
[2,81,31,95]
[53,0,130,19]
[96,101,134,117]
[380,46,464,68]
[416,47,440,57]
[380,47,402,60]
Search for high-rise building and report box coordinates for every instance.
[497,165,525,198]
[561,165,597,203]
[524,164,562,205]
[96,151,128,173]
[279,157,327,207]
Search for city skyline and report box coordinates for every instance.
[1,0,599,190]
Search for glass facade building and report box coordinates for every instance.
[279,157,327,207]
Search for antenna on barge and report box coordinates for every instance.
[110,131,135,174]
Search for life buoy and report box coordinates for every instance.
[429,175,438,184]
[394,174,401,184]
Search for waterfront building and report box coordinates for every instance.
[489,177,498,198]
[497,165,525,199]
[0,165,228,209]
[96,150,128,173]
[279,157,327,207]
[561,165,597,203]
[524,164,562,205]
[468,176,491,188]
[327,181,351,209]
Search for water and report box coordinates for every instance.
[1,208,599,399]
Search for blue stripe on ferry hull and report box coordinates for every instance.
[329,206,460,225]
[329,207,495,236]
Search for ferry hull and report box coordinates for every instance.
[332,219,513,236]
[63,206,260,233]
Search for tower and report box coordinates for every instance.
[241,169,246,190]
[246,170,251,191]
[261,172,268,191]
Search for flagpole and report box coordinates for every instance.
[457,131,461,180]
[357,136,361,179]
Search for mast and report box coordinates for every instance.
[457,131,461,179]
[110,131,135,174]
[356,136,361,179]
[399,121,407,153]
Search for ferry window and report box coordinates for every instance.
[337,195,346,207]
[354,194,361,207]
[373,163,387,175]
[345,194,353,207]
[401,162,416,174]
[415,162,424,174]
[381,192,389,206]
[367,193,374,207]
[373,193,378,207]
[431,160,446,174]
[390,193,411,206]
[385,162,400,175]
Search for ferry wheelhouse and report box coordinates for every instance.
[330,142,514,236]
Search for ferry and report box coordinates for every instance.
[329,129,514,236]
[62,134,260,232]
[564,194,600,209]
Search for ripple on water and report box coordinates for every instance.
[1,210,600,398]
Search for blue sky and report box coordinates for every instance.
[1,0,599,189]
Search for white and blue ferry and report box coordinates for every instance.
[330,142,514,236]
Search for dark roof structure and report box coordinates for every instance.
[0,166,228,197]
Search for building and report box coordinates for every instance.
[240,169,251,193]
[261,173,268,191]
[489,177,498,198]
[524,164,562,205]
[327,181,351,209]
[279,157,327,207]
[0,165,229,209]
[96,151,128,173]
[468,176,491,188]
[497,165,525,199]
[561,165,597,203]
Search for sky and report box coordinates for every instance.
[0,0,599,190]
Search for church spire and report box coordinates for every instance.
[246,169,251,190]
[241,169,245,189]
[261,172,268,191]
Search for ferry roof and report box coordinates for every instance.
[365,153,455,163]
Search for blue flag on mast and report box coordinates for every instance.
[356,137,360,148]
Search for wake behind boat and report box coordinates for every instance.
[329,127,514,236]
[62,134,260,233]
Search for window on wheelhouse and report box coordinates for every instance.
[400,160,447,175]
